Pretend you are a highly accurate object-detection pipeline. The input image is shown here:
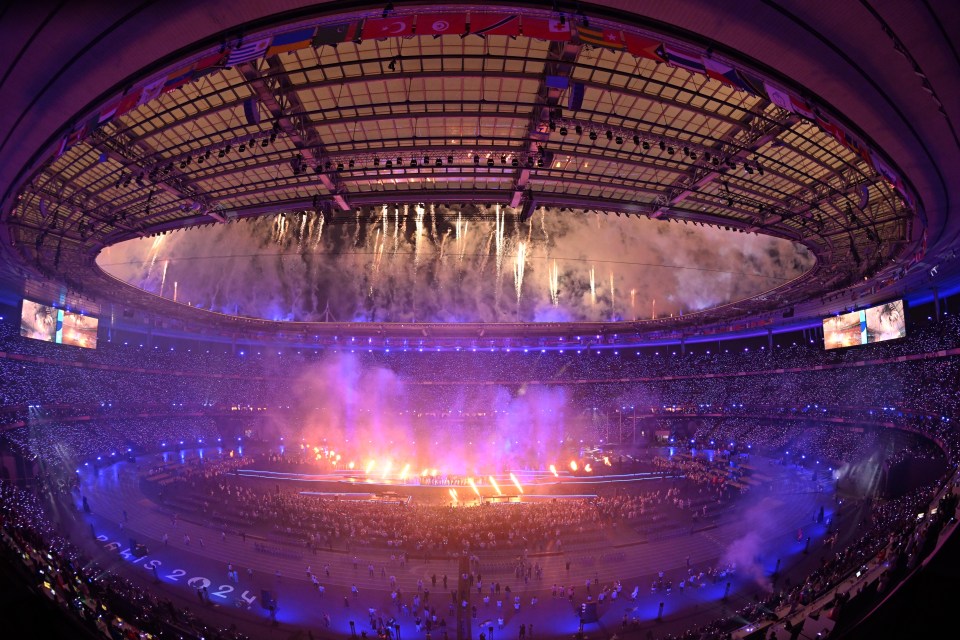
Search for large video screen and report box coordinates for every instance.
[823,299,906,350]
[20,299,98,349]
[20,300,58,342]
[60,311,99,349]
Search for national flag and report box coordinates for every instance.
[576,24,624,49]
[663,43,705,74]
[522,17,572,41]
[191,51,227,80]
[789,96,816,121]
[137,77,166,106]
[703,58,750,92]
[816,114,848,147]
[56,123,88,158]
[842,134,872,165]
[764,82,795,113]
[312,21,362,47]
[162,63,195,94]
[362,17,415,39]
[99,92,140,123]
[417,13,467,36]
[226,37,270,66]
[266,27,317,57]
[736,69,767,96]
[468,13,520,37]
[623,33,665,62]
[869,150,901,189]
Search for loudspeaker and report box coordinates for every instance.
[568,83,585,111]
[243,98,261,126]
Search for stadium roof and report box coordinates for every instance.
[0,1,956,344]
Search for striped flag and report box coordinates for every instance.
[663,43,705,74]
[227,38,270,66]
[576,24,624,49]
[703,58,751,93]
[266,27,317,57]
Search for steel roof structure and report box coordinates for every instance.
[0,1,956,345]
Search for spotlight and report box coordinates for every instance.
[336,162,344,171]
[605,130,613,140]
[615,136,623,144]
[447,155,453,164]
[410,158,417,166]
[435,157,443,166]
[487,157,494,167]
[683,147,690,157]
[711,156,720,166]
[536,156,544,167]
[744,164,754,174]
[387,58,397,71]
[658,141,665,151]
[667,146,675,155]
[511,157,519,166]
[474,154,480,164]
[423,156,429,165]
[575,124,583,135]
[500,155,507,164]
[641,140,650,151]
[179,161,187,169]
[348,159,355,168]
[549,120,556,131]
[589,131,597,141]
[197,154,205,163]
[633,135,640,145]
[396,156,402,165]
[559,126,567,136]
[269,132,277,143]
[757,164,765,176]
[385,159,393,168]
[527,156,534,166]
[374,157,380,166]
[261,139,268,147]
[218,149,226,158]
[238,143,246,152]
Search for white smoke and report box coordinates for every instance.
[96,206,813,323]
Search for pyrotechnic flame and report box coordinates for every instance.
[584,463,593,473]
[313,210,325,248]
[173,281,178,302]
[160,260,169,296]
[549,464,559,477]
[548,260,560,306]
[399,463,410,480]
[348,461,355,470]
[414,204,424,267]
[630,289,637,321]
[494,204,505,278]
[603,456,611,466]
[489,476,503,495]
[365,460,376,475]
[509,472,524,494]
[514,241,526,303]
[570,460,578,472]
[590,267,596,305]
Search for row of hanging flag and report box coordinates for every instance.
[53,10,917,220]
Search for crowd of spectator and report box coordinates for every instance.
[0,479,250,640]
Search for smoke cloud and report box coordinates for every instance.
[97,206,813,323]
